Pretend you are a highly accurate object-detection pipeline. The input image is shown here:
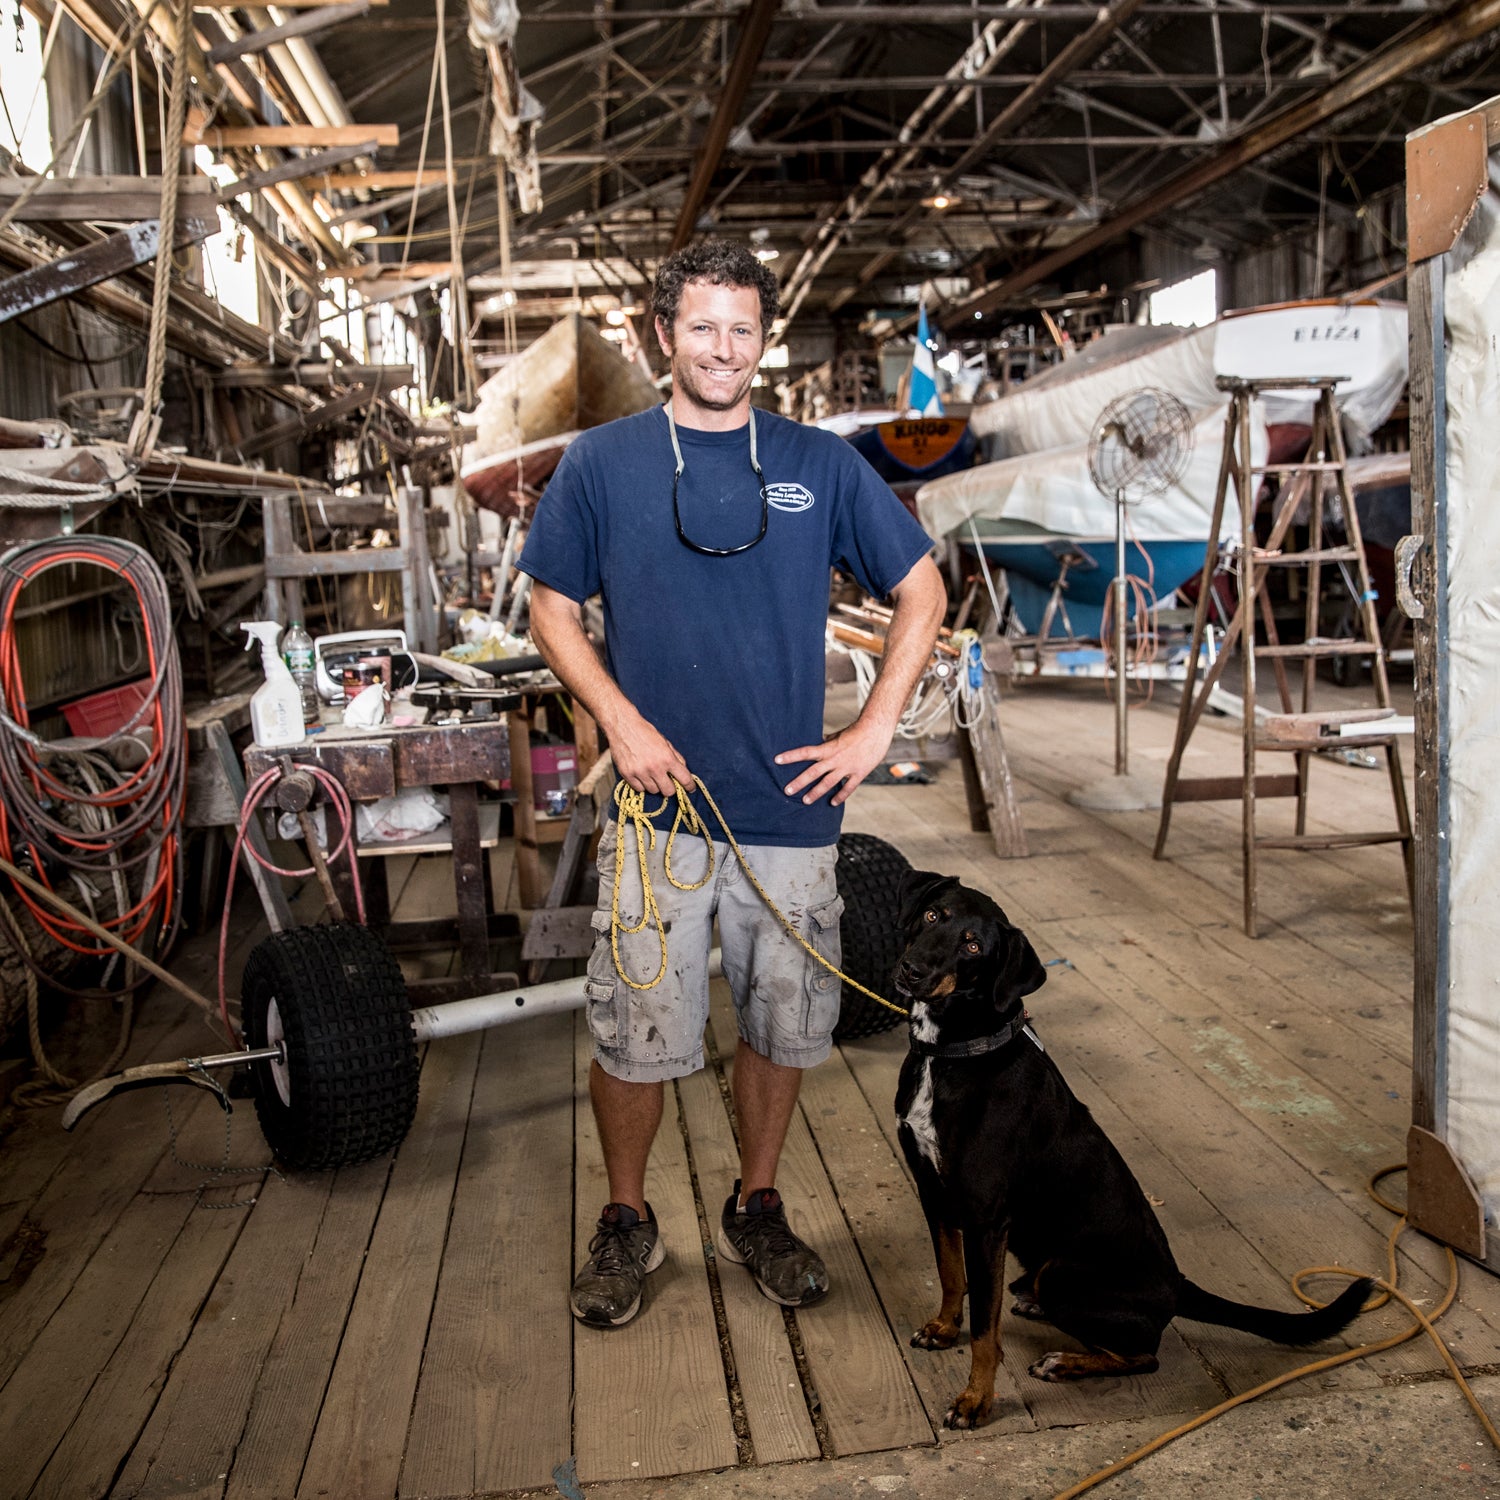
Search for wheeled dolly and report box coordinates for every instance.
[64,833,914,1170]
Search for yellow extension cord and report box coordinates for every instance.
[607,783,1498,1496]
[1052,1166,1500,1499]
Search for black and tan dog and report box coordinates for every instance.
[893,870,1371,1430]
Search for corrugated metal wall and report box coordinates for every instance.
[1225,187,1407,310]
[1,22,184,717]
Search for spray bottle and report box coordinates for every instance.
[242,621,307,747]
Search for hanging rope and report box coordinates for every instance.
[0,0,165,239]
[133,0,193,458]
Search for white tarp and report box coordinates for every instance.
[1438,179,1500,1225]
[1212,303,1409,439]
[970,303,1408,457]
[972,323,1219,456]
[916,400,1264,543]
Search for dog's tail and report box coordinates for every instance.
[1177,1276,1372,1347]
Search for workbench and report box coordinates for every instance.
[239,678,601,992]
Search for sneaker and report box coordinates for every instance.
[570,1202,666,1327]
[717,1181,829,1308]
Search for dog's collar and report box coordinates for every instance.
[908,1008,1040,1059]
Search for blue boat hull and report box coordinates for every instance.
[977,539,1213,639]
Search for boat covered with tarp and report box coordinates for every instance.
[460,314,661,515]
[918,300,1407,637]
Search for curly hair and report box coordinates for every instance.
[651,238,780,341]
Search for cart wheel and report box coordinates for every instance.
[833,832,913,1041]
[241,923,418,1170]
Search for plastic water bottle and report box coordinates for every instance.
[282,621,319,725]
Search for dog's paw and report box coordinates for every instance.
[942,1390,994,1429]
[1028,1351,1075,1382]
[910,1318,961,1350]
[1009,1294,1048,1322]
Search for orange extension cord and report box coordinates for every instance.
[0,536,184,963]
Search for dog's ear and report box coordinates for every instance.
[994,924,1048,1009]
[898,870,953,933]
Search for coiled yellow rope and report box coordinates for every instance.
[608,776,910,1016]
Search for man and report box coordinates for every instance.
[521,238,945,1328]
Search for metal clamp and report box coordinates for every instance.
[1395,534,1427,621]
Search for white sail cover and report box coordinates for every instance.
[971,302,1408,457]
[916,400,1264,543]
[1439,179,1500,1228]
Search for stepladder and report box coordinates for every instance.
[1153,374,1414,937]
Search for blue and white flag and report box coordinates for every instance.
[908,304,944,417]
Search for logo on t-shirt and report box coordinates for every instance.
[765,482,815,513]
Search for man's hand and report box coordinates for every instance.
[775,718,891,808]
[777,554,946,808]
[528,580,690,799]
[609,705,693,799]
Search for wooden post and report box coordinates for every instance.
[958,679,1028,858]
[507,707,544,908]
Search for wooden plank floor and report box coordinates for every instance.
[4,675,1500,1499]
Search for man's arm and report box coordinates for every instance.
[775,553,947,807]
[527,580,691,797]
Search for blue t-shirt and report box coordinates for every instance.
[519,403,933,846]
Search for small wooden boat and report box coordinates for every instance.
[460,314,661,516]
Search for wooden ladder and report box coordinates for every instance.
[1153,374,1414,936]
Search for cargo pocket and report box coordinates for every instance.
[801,893,845,1041]
[584,918,621,1047]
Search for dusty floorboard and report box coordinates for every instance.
[1,677,1496,1499]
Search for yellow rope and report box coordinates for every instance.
[1050,1165,1500,1500]
[608,776,910,1016]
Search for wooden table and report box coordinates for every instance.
[244,715,518,998]
[243,687,601,995]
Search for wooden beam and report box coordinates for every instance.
[0,177,217,223]
[204,0,369,63]
[319,166,486,192]
[944,0,1500,326]
[216,142,382,200]
[219,199,322,293]
[186,124,399,148]
[668,0,780,255]
[193,0,386,7]
[212,362,415,388]
[0,216,216,325]
[234,383,374,460]
[324,262,455,280]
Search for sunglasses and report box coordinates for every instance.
[666,406,768,557]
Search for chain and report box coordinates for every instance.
[144,1084,283,1211]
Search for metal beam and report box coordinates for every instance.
[212,363,414,388]
[513,3,1431,16]
[601,72,1335,94]
[944,0,1500,326]
[778,1,1046,333]
[0,215,215,325]
[668,0,780,254]
[0,176,217,222]
[826,0,1149,313]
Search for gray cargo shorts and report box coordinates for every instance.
[583,817,843,1083]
